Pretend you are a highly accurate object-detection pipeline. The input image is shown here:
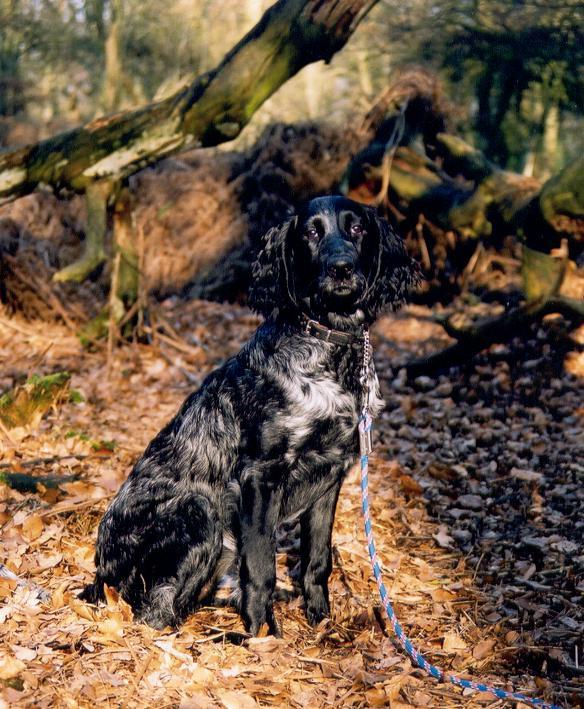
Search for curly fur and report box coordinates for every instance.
[81,195,419,634]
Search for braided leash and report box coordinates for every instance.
[358,413,561,709]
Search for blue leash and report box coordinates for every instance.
[358,413,562,709]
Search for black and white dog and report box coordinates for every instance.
[81,195,418,634]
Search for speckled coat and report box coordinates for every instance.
[81,196,418,634]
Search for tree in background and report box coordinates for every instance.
[379,0,584,177]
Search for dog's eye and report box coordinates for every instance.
[350,224,363,236]
[306,227,319,240]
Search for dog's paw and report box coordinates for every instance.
[304,587,330,626]
[79,582,101,604]
[244,604,280,637]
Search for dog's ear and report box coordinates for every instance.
[249,217,298,318]
[362,208,421,317]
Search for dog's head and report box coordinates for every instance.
[249,195,420,328]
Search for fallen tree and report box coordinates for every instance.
[345,103,583,298]
[0,0,379,305]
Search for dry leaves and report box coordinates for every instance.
[0,301,579,708]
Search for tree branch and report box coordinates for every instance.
[0,0,379,205]
[406,296,584,377]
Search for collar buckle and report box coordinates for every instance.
[302,316,358,345]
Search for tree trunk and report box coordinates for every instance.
[101,0,124,114]
[0,0,379,205]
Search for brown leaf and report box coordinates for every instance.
[21,514,44,541]
[179,694,217,709]
[95,614,124,642]
[472,638,496,660]
[443,631,467,652]
[411,691,433,706]
[103,583,120,606]
[431,588,457,602]
[215,689,259,709]
[189,666,216,685]
[10,645,37,662]
[246,636,283,655]
[0,654,26,680]
[364,687,387,706]
[69,596,95,621]
[398,474,423,495]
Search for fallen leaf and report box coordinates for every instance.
[21,515,44,541]
[246,636,284,655]
[215,690,259,709]
[433,525,454,549]
[69,597,95,621]
[510,467,543,482]
[472,638,496,660]
[0,654,26,680]
[189,666,216,685]
[96,615,124,642]
[10,646,37,662]
[431,588,457,602]
[398,474,423,495]
[443,631,467,652]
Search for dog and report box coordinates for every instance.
[81,195,419,634]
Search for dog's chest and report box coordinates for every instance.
[274,371,357,455]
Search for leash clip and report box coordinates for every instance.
[358,413,373,457]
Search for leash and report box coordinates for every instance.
[357,339,561,709]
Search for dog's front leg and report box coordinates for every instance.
[239,474,282,636]
[300,480,342,625]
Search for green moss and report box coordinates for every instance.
[0,372,72,429]
[91,439,117,452]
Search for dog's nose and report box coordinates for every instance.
[328,259,354,280]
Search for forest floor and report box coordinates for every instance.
[0,297,582,709]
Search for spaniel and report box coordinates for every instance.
[81,195,419,634]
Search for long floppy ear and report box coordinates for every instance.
[248,217,298,319]
[362,208,421,318]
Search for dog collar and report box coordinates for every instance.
[300,315,365,345]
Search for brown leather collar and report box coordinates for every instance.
[300,314,365,345]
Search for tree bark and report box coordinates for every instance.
[0,0,378,205]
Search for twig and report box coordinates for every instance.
[40,496,112,517]
[143,326,203,358]
[107,251,122,377]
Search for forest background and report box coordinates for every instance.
[0,1,583,708]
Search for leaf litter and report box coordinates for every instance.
[0,298,582,708]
